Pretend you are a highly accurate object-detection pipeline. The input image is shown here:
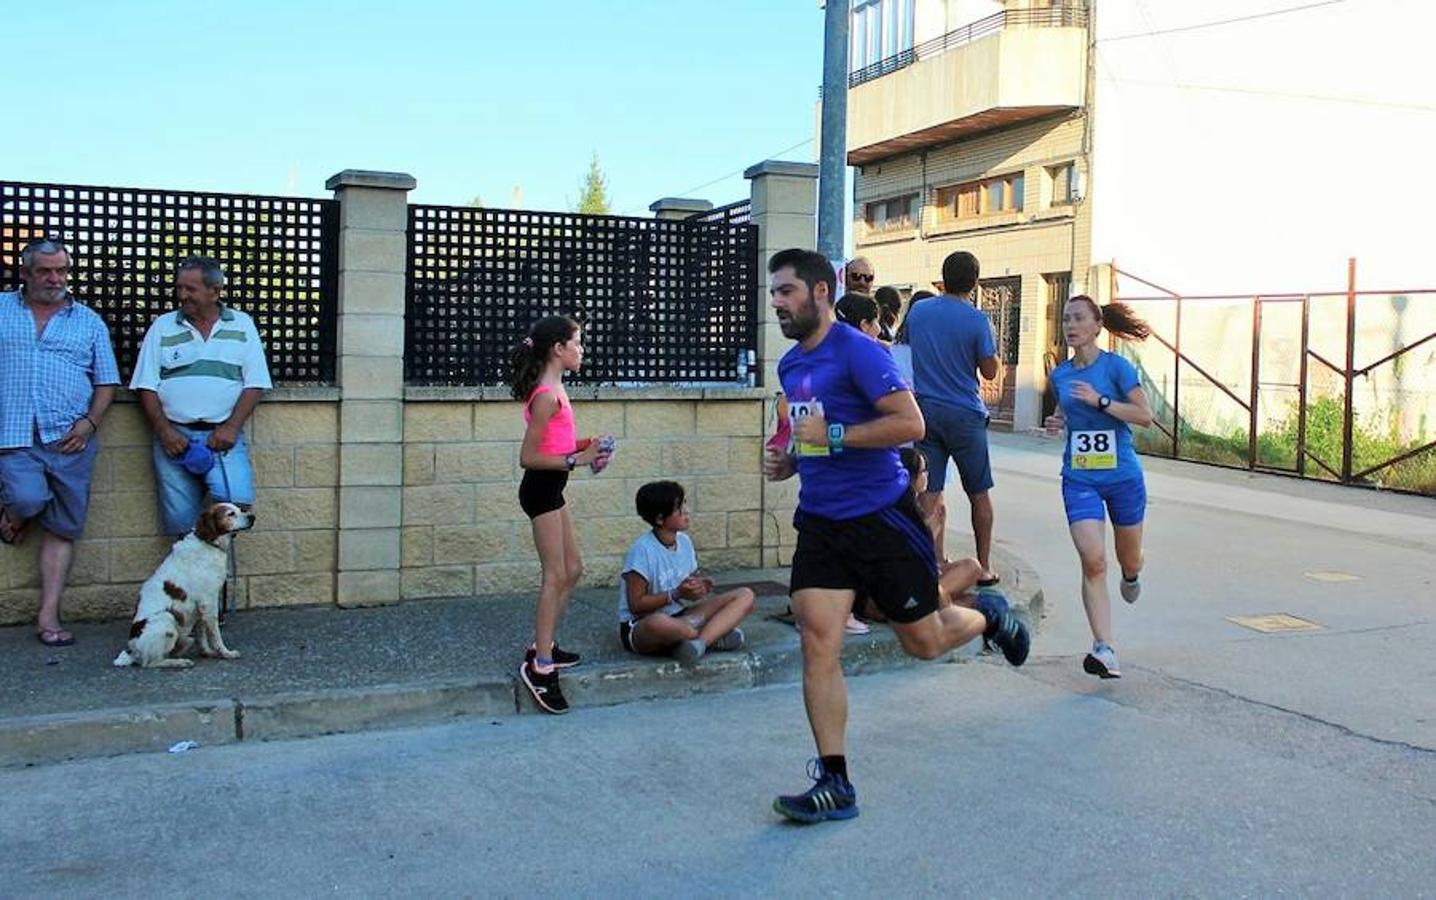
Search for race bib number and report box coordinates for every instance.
[788,400,829,457]
[1071,429,1117,470]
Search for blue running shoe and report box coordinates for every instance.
[975,587,1031,667]
[773,759,859,824]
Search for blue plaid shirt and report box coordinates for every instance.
[0,290,121,449]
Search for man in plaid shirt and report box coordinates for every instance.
[0,239,120,647]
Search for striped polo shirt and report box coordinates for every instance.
[129,304,272,424]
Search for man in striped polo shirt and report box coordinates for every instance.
[130,256,271,538]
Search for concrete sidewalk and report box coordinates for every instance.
[0,550,1042,767]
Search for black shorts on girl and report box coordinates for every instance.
[788,491,940,624]
[519,468,568,519]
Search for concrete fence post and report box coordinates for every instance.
[325,170,416,607]
[744,160,819,392]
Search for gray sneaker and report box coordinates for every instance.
[1083,642,1122,679]
[1120,576,1141,604]
[710,628,745,652]
[673,639,707,666]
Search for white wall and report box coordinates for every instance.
[916,0,1005,43]
[1090,0,1436,294]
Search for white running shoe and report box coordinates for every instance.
[844,614,871,635]
[1083,642,1122,679]
[1120,576,1141,605]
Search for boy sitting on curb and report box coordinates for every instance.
[618,481,755,665]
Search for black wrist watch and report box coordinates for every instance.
[564,453,577,471]
[1098,395,1112,410]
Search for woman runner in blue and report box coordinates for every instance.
[1048,296,1154,679]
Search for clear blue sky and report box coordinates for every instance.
[6,1,824,214]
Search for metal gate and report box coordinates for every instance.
[978,276,1022,424]
[1113,262,1436,496]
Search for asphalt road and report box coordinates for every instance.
[3,437,1433,897]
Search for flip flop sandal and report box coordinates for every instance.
[976,575,1002,587]
[0,508,25,545]
[36,627,75,647]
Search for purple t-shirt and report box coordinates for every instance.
[778,322,911,519]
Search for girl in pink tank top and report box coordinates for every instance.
[508,315,614,714]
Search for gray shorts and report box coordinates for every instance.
[0,437,100,541]
[917,400,993,495]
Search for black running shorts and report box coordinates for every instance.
[519,468,569,519]
[788,492,940,624]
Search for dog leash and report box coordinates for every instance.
[216,452,237,620]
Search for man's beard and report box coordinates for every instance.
[777,299,819,341]
[24,284,66,305]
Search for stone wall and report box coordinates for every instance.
[0,160,813,625]
[0,387,798,625]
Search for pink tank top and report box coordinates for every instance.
[524,385,577,456]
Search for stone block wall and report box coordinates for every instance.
[0,389,340,625]
[399,389,791,600]
[0,388,794,624]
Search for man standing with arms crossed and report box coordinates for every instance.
[0,239,120,646]
[762,248,1029,824]
[905,250,1001,584]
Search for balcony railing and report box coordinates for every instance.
[848,6,1088,89]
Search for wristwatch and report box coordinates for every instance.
[564,453,577,471]
[1098,395,1112,410]
[827,422,846,454]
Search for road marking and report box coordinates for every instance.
[1304,570,1360,583]
[1227,613,1325,633]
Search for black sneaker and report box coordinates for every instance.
[975,587,1030,667]
[519,660,570,715]
[525,644,581,669]
[773,759,859,824]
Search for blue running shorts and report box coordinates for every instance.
[1061,475,1146,527]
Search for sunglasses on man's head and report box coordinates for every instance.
[849,272,874,282]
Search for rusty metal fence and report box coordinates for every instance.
[1111,263,1436,496]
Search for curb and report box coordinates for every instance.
[0,563,1042,767]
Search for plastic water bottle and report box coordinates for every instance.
[591,434,617,474]
[766,394,791,455]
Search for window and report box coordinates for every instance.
[1048,162,1078,205]
[936,172,1025,222]
[864,193,918,233]
[851,0,915,72]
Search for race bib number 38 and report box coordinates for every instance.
[788,399,829,457]
[1071,429,1117,470]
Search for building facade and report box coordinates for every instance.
[846,0,1091,429]
[845,0,1436,435]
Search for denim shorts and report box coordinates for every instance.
[1061,475,1147,527]
[916,400,993,494]
[153,425,257,536]
[0,436,100,540]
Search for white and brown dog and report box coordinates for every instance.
[113,502,254,669]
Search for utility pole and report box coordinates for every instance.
[818,0,849,264]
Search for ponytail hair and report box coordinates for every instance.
[1069,295,1151,342]
[835,292,879,330]
[509,314,580,400]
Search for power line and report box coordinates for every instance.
[1102,0,1351,42]
[620,136,815,215]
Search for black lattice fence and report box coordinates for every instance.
[405,206,759,386]
[1,180,339,382]
[688,199,751,226]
